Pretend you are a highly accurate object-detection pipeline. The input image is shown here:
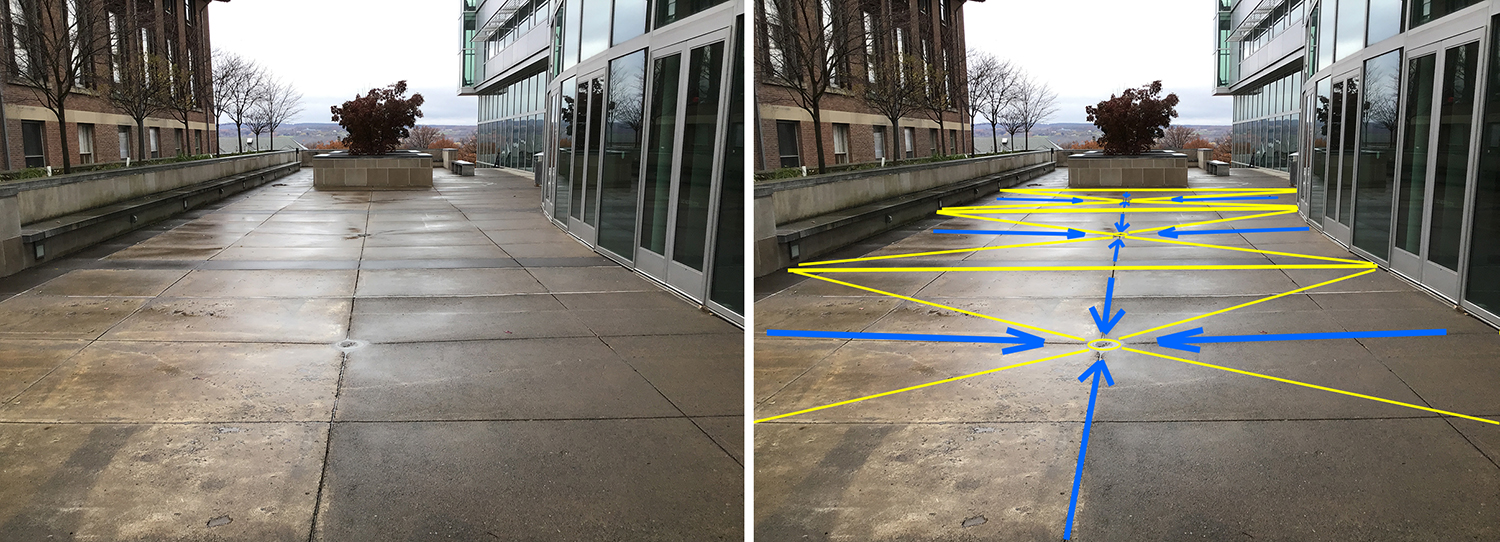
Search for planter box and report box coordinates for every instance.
[1067,151,1188,188]
[312,151,433,190]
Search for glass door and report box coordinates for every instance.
[542,87,558,219]
[1305,78,1330,222]
[552,76,576,223]
[566,70,607,244]
[1390,31,1484,300]
[635,29,731,299]
[1321,68,1361,244]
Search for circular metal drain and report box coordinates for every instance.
[333,339,368,352]
[1087,338,1122,352]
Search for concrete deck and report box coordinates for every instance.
[754,167,1500,540]
[0,167,743,540]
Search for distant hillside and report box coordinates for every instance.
[975,123,1230,146]
[217,123,476,147]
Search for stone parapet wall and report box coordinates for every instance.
[1067,152,1188,188]
[312,153,434,190]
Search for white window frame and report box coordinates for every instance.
[78,123,94,164]
[832,123,849,164]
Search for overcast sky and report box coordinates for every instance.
[209,0,477,125]
[964,0,1230,125]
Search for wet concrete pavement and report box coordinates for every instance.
[0,167,743,541]
[754,167,1500,540]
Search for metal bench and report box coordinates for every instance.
[1206,160,1231,176]
[451,160,475,176]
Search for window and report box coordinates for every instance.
[764,0,788,79]
[863,12,875,82]
[654,0,728,29]
[118,126,130,159]
[9,0,29,77]
[1333,0,1365,62]
[939,0,948,23]
[949,129,958,154]
[21,120,42,167]
[903,127,915,158]
[929,129,938,156]
[832,123,849,164]
[78,123,94,164]
[872,125,886,159]
[776,120,800,167]
[1409,0,1481,29]
[108,13,121,83]
[175,128,184,155]
[149,127,160,158]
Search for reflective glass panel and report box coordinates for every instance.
[1465,17,1500,314]
[1339,74,1359,226]
[1397,54,1435,254]
[614,0,647,45]
[598,50,647,258]
[1334,0,1365,62]
[640,53,681,254]
[1324,80,1344,220]
[1428,41,1479,270]
[580,0,608,61]
[671,41,726,270]
[569,79,589,220]
[585,76,606,227]
[709,25,743,315]
[1353,49,1401,259]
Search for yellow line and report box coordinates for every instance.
[996,188,1296,193]
[797,264,1376,272]
[788,270,1087,341]
[797,236,1100,266]
[1116,234,1376,265]
[1122,347,1500,426]
[754,348,1092,423]
[1126,210,1299,235]
[941,206,1296,214]
[1116,268,1380,340]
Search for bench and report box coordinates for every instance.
[1206,160,1231,176]
[20,161,301,260]
[451,160,475,176]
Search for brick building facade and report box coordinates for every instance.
[754,0,979,172]
[0,0,222,172]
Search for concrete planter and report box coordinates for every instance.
[1067,151,1188,188]
[312,151,433,190]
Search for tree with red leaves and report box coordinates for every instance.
[330,81,425,155]
[1084,81,1180,155]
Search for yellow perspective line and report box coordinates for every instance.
[1122,347,1499,426]
[787,270,1086,341]
[1117,268,1379,340]
[754,348,1092,423]
[796,264,1376,272]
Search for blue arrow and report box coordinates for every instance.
[1064,359,1114,540]
[1156,327,1448,353]
[1170,195,1280,202]
[997,196,1085,203]
[1158,226,1309,238]
[1088,276,1125,334]
[1114,213,1130,232]
[1108,238,1124,262]
[767,328,1046,355]
[934,228,1085,239]
[1119,192,1131,208]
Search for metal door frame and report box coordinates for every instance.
[1321,68,1361,244]
[566,68,607,245]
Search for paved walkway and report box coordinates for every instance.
[755,167,1500,540]
[0,167,742,540]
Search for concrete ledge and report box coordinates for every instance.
[11,162,301,273]
[313,152,434,190]
[756,161,1055,276]
[1068,151,1189,188]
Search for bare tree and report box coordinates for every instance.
[257,77,302,151]
[9,0,117,173]
[103,51,171,161]
[246,102,270,152]
[210,49,253,156]
[163,54,203,155]
[978,59,1021,155]
[1156,125,1199,150]
[1015,78,1058,151]
[402,125,443,149]
[222,57,265,153]
[916,55,954,156]
[996,106,1026,152]
[862,51,925,160]
[962,49,998,155]
[757,0,867,173]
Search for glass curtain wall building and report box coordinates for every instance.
[460,0,745,324]
[1215,0,1500,328]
